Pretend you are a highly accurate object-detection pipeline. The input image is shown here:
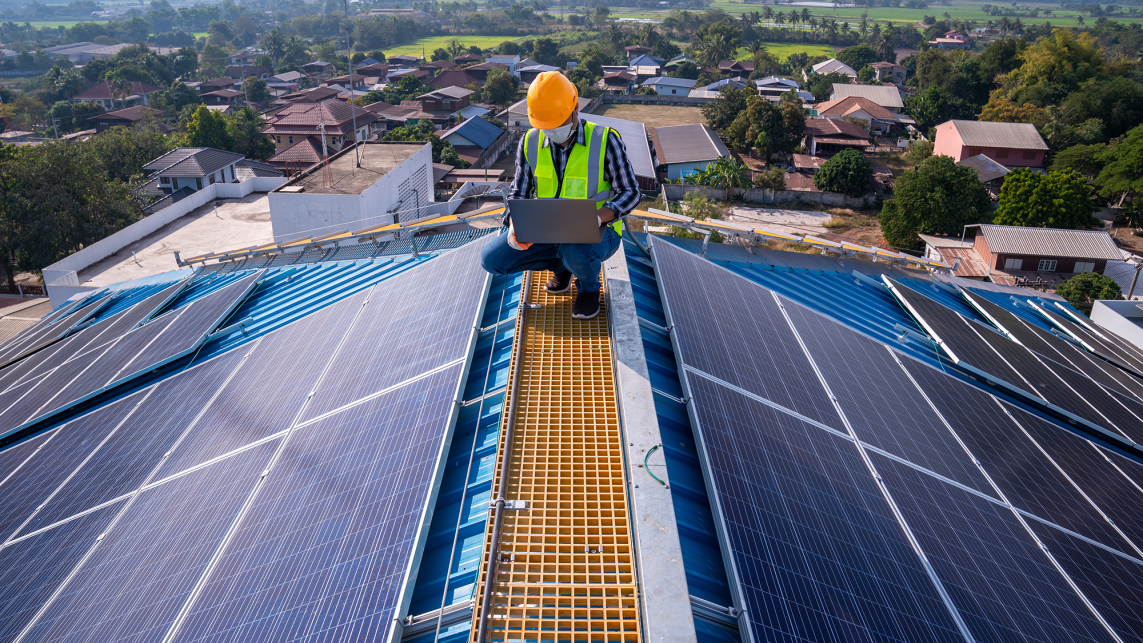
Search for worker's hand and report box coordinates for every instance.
[507,221,531,251]
[598,207,616,225]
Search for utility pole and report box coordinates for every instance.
[343,0,361,166]
[1129,257,1142,300]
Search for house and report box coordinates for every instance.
[234,159,284,181]
[196,78,238,94]
[813,96,913,134]
[261,99,376,155]
[397,100,456,128]
[870,61,906,84]
[791,153,827,174]
[226,65,271,80]
[366,7,431,19]
[934,120,1048,167]
[428,70,482,90]
[627,54,661,80]
[0,131,33,144]
[805,58,857,83]
[453,53,482,65]
[597,71,636,95]
[689,77,747,98]
[663,53,696,70]
[389,54,424,65]
[301,60,334,76]
[72,80,165,110]
[486,55,521,77]
[641,76,698,96]
[502,97,592,131]
[87,106,173,133]
[228,52,256,65]
[828,83,904,112]
[718,60,754,75]
[803,117,872,156]
[267,137,325,174]
[956,154,1009,197]
[356,63,392,76]
[625,45,652,59]
[930,37,972,49]
[648,123,729,180]
[464,62,508,83]
[439,116,507,166]
[202,89,247,107]
[363,101,420,133]
[944,30,968,40]
[416,86,474,113]
[956,225,1123,283]
[141,147,247,194]
[582,112,657,190]
[519,64,562,84]
[418,60,456,78]
[755,76,812,103]
[266,71,305,89]
[276,86,342,105]
[326,74,369,90]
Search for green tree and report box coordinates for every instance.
[49,101,74,135]
[70,102,106,131]
[243,77,270,103]
[229,107,275,160]
[484,68,520,107]
[684,156,749,200]
[904,85,975,136]
[532,37,560,66]
[878,155,992,249]
[432,47,450,62]
[701,85,754,134]
[165,81,200,112]
[85,123,173,182]
[185,105,235,151]
[382,120,470,168]
[805,71,850,102]
[905,139,934,165]
[1051,143,1106,178]
[200,43,229,78]
[813,148,871,197]
[993,168,1099,229]
[1094,124,1143,206]
[1055,271,1122,316]
[668,61,700,80]
[262,28,286,67]
[837,44,878,70]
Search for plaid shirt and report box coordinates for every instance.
[509,119,642,219]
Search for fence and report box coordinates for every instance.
[661,184,873,209]
[0,284,45,296]
[600,94,713,107]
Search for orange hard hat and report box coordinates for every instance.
[527,71,579,129]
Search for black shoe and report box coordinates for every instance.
[545,271,573,294]
[572,290,600,320]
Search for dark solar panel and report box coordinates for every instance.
[0,394,142,542]
[0,427,50,486]
[887,279,1036,396]
[780,296,993,495]
[0,502,121,641]
[153,290,370,480]
[24,441,278,643]
[0,299,83,366]
[871,453,1115,643]
[171,364,464,643]
[653,239,843,430]
[682,373,965,643]
[1025,518,1143,642]
[1013,407,1143,554]
[0,338,123,435]
[301,236,491,421]
[1041,307,1143,377]
[902,358,1134,554]
[14,350,247,537]
[74,281,186,348]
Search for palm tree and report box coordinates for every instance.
[698,32,731,66]
[447,38,466,58]
[842,21,850,36]
[774,10,785,30]
[750,40,766,56]
[762,6,773,22]
[859,16,868,37]
[696,156,749,200]
[808,16,818,32]
[261,28,285,67]
[641,23,660,47]
[824,19,838,43]
[800,8,811,26]
[1076,15,1084,26]
[998,15,1011,33]
[606,23,625,52]
[1012,17,1024,32]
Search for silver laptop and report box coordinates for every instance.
[508,199,602,245]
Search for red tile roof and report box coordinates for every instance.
[90,105,164,122]
[268,138,323,166]
[428,70,481,89]
[262,99,377,134]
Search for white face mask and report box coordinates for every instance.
[542,120,576,145]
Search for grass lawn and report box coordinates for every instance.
[735,41,834,60]
[595,103,706,128]
[383,34,543,56]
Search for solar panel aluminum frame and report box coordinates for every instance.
[883,276,1139,455]
[3,271,265,441]
[385,269,493,643]
[1050,301,1143,377]
[56,291,115,337]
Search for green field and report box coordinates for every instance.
[735,41,834,59]
[24,20,86,29]
[383,34,545,56]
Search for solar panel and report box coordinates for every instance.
[301,236,491,421]
[652,239,843,430]
[870,453,1115,643]
[901,359,1136,555]
[23,440,279,643]
[1039,305,1143,378]
[780,296,993,496]
[0,394,143,543]
[0,298,86,366]
[12,349,247,538]
[0,502,122,641]
[683,373,965,643]
[170,363,464,643]
[152,290,371,480]
[0,429,51,487]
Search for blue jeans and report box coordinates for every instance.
[480,227,621,293]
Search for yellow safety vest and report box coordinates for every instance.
[524,121,623,235]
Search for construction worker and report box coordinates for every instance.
[480,71,641,320]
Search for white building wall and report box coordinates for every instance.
[267,143,434,241]
[1091,300,1143,350]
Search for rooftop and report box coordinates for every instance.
[273,141,426,195]
[440,116,504,149]
[814,95,902,121]
[947,119,1050,150]
[978,224,1122,259]
[649,123,729,165]
[957,154,1010,183]
[143,148,247,177]
[829,82,904,108]
[804,117,872,140]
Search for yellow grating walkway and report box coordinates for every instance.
[471,271,641,642]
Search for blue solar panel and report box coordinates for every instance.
[0,394,143,542]
[780,297,994,496]
[153,290,371,480]
[1025,518,1143,641]
[14,350,247,537]
[171,363,464,643]
[0,298,88,366]
[0,429,50,485]
[901,359,1136,555]
[652,239,843,430]
[872,453,1115,643]
[301,236,491,421]
[0,502,121,641]
[23,440,279,643]
[683,373,965,643]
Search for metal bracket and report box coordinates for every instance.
[505,499,528,510]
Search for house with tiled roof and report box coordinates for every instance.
[140,147,248,196]
[72,80,164,110]
[439,116,506,167]
[225,65,271,80]
[463,61,507,83]
[87,106,174,134]
[802,117,872,156]
[452,53,482,65]
[266,137,324,174]
[262,99,376,155]
[597,71,635,95]
[202,89,247,107]
[428,69,482,90]
[829,83,904,111]
[813,95,913,134]
[326,73,370,90]
[870,61,907,84]
[196,77,239,94]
